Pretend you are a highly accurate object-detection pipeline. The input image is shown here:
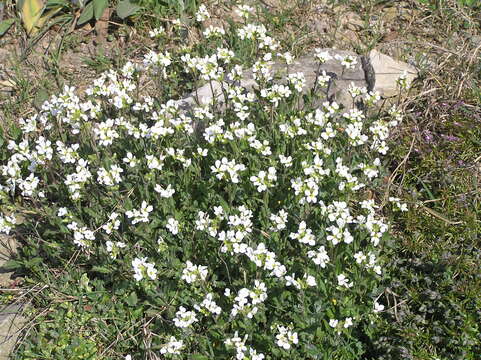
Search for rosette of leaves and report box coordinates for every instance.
[15,0,141,36]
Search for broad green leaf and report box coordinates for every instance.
[33,88,49,109]
[93,0,108,20]
[78,1,94,25]
[45,0,70,7]
[92,265,110,274]
[125,291,138,306]
[21,0,44,35]
[116,0,140,20]
[0,18,15,37]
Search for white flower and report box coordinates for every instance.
[173,306,198,328]
[102,212,120,234]
[389,197,408,212]
[374,301,385,313]
[335,54,358,70]
[57,207,68,217]
[279,154,293,167]
[181,261,208,283]
[217,47,235,63]
[56,141,79,163]
[105,240,126,259]
[97,164,123,186]
[18,173,40,197]
[123,152,139,168]
[337,274,353,288]
[249,348,265,360]
[279,51,294,64]
[287,72,306,92]
[125,201,153,224]
[317,70,331,87]
[149,26,165,38]
[0,214,16,235]
[354,251,367,264]
[143,50,172,69]
[194,293,222,315]
[196,147,208,157]
[155,184,175,198]
[329,319,339,328]
[203,26,225,38]
[270,209,288,231]
[195,4,210,22]
[344,317,353,328]
[275,325,298,350]
[304,274,317,287]
[166,217,179,235]
[146,154,166,171]
[235,4,254,19]
[314,49,332,63]
[365,91,381,105]
[260,84,292,107]
[68,222,95,248]
[94,119,120,147]
[250,167,277,192]
[307,246,330,268]
[396,70,409,89]
[132,257,157,281]
[160,336,184,355]
[211,157,246,184]
[289,221,316,246]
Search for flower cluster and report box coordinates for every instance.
[0,6,407,359]
[275,325,299,350]
[132,257,158,281]
[181,261,208,284]
[230,280,267,318]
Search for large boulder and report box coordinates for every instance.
[178,49,417,111]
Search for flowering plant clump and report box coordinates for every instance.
[0,4,406,359]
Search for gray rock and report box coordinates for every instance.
[0,235,17,288]
[369,49,417,97]
[0,236,25,360]
[0,304,26,360]
[178,48,417,112]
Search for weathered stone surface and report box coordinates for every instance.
[0,235,17,288]
[178,48,417,111]
[0,236,24,359]
[369,49,417,97]
[0,304,26,360]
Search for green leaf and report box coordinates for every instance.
[93,0,108,20]
[78,1,94,25]
[126,291,138,306]
[21,0,44,35]
[26,257,43,268]
[191,355,209,360]
[0,18,15,37]
[2,259,22,270]
[45,0,70,7]
[116,0,140,20]
[33,88,49,109]
[92,265,110,274]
